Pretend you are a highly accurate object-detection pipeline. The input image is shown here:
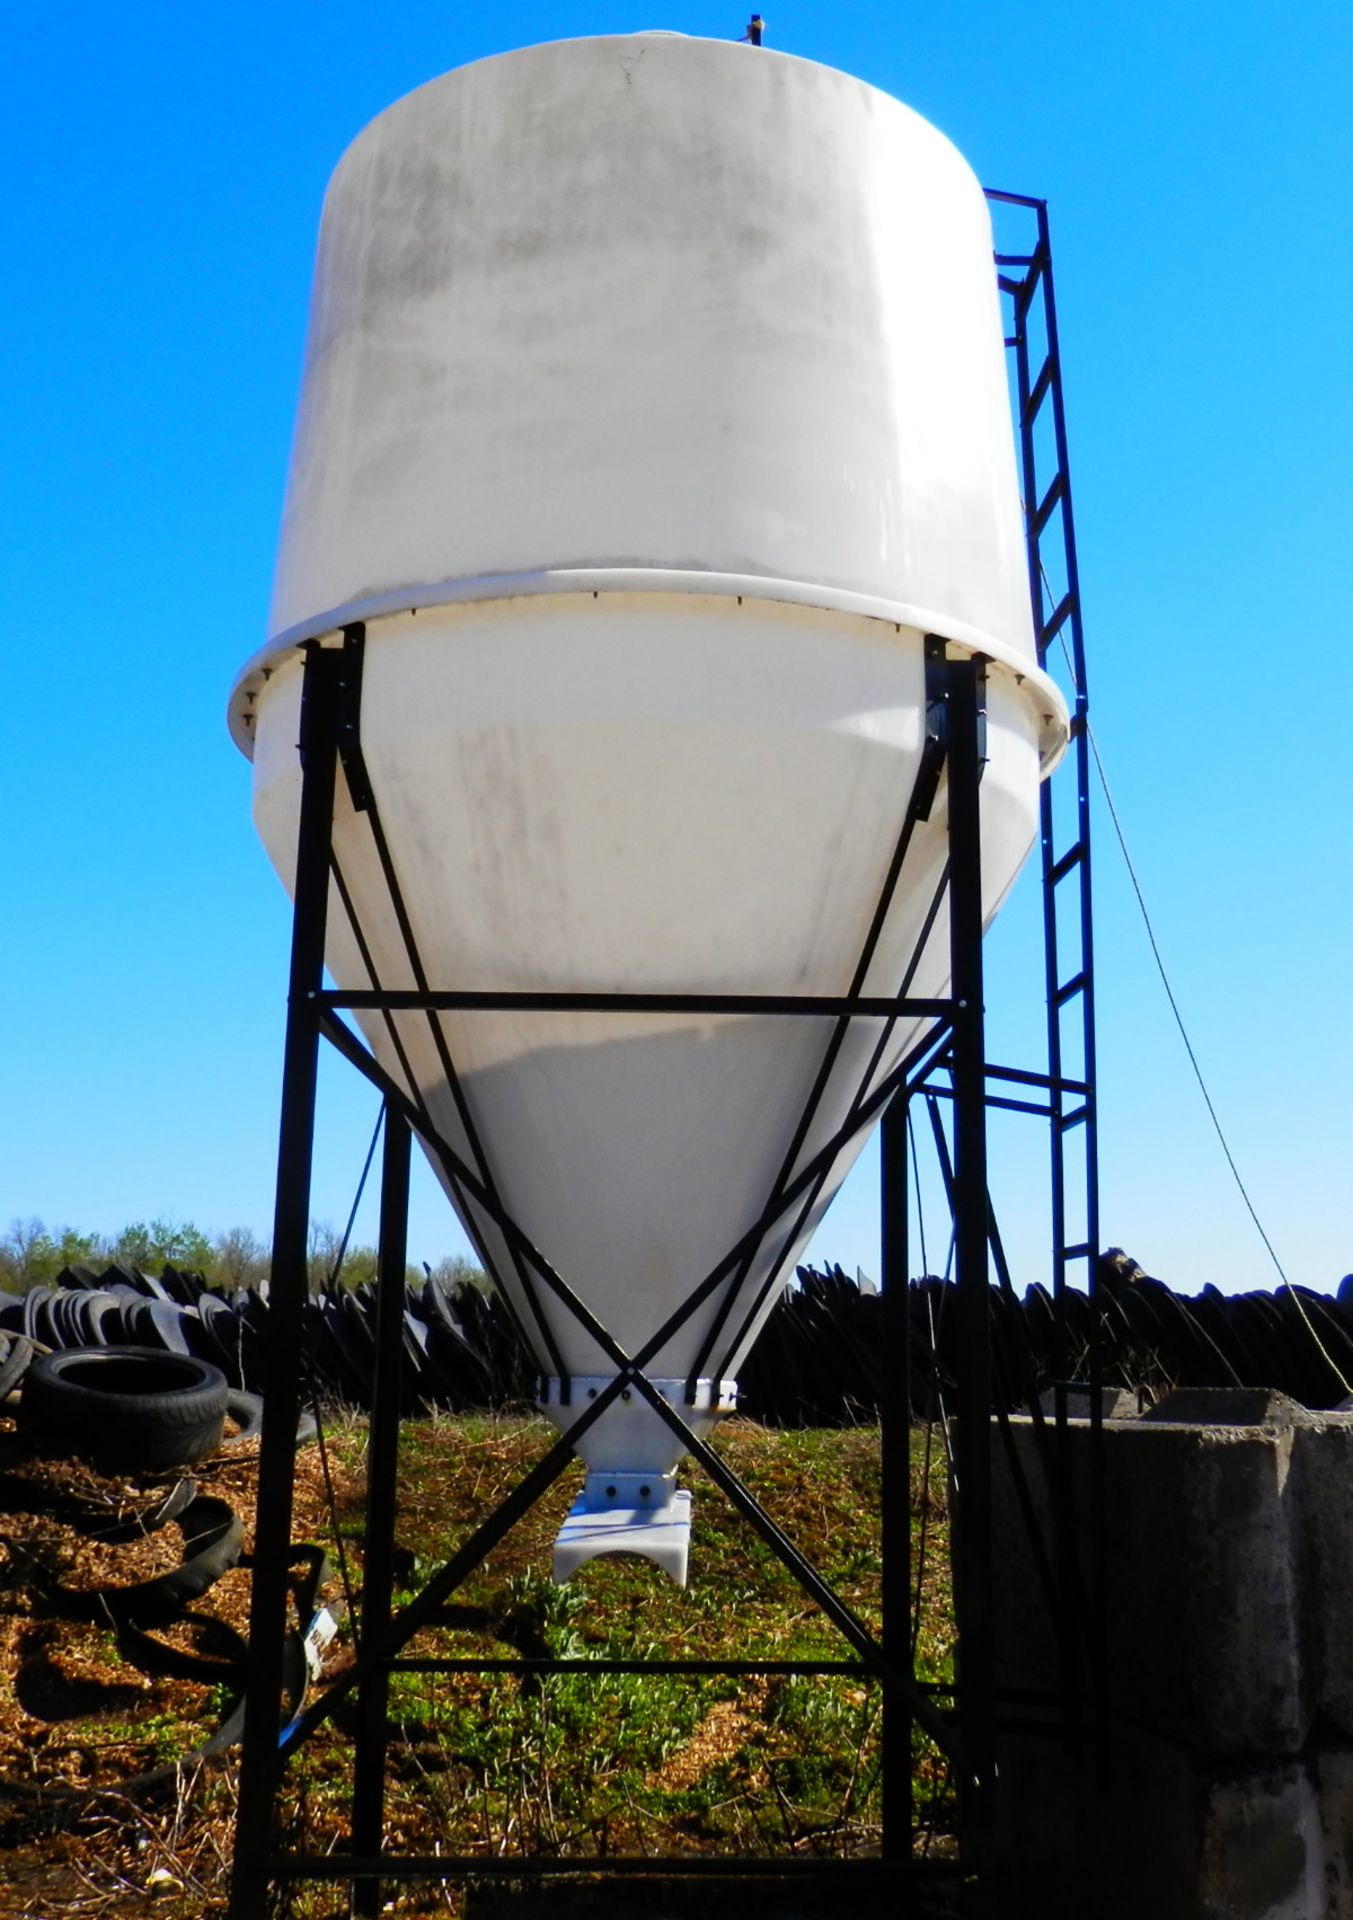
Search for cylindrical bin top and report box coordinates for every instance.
[232,33,1050,751]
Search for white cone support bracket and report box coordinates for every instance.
[538,1376,736,1584]
[554,1479,694,1588]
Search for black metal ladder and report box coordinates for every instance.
[990,190,1100,1326]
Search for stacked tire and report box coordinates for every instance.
[18,1348,229,1474]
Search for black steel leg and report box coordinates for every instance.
[946,659,996,1887]
[230,641,345,1919]
[880,1092,913,1869]
[352,1104,410,1916]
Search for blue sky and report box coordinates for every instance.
[4,1,1350,1295]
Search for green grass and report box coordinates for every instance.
[0,1412,956,1916]
[275,1414,957,1871]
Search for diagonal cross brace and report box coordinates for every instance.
[303,1007,961,1762]
[316,1007,947,1400]
[705,855,954,1387]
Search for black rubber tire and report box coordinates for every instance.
[18,1346,228,1473]
[219,1387,263,1446]
[0,1561,316,1828]
[0,1332,33,1402]
[216,1389,317,1448]
[0,1467,198,1539]
[53,1494,244,1628]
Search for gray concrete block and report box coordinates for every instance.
[1314,1749,1353,1912]
[1037,1383,1141,1419]
[992,1414,1309,1755]
[1142,1387,1319,1428]
[1293,1420,1353,1739]
[1197,1764,1328,1920]
[989,1403,1353,1915]
[996,1726,1347,1919]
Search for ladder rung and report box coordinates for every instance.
[1054,970,1087,1008]
[1032,472,1065,538]
[988,1094,1054,1118]
[1041,592,1075,643]
[1056,1079,1091,1097]
[1024,356,1054,424]
[1058,1104,1089,1132]
[1058,1242,1092,1263]
[1048,843,1084,884]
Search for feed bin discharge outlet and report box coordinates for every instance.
[230,33,1069,1584]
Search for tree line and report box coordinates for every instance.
[0,1216,486,1297]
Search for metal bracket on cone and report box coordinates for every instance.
[537,1376,731,1584]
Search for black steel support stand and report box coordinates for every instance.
[226,640,1000,1918]
[218,165,1106,1913]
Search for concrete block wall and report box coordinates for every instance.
[990,1391,1353,1917]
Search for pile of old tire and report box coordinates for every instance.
[736,1258,1353,1422]
[0,1330,34,1405]
[7,1346,246,1630]
[737,1264,886,1425]
[1,1261,891,1420]
[0,1344,317,1823]
[0,1264,532,1414]
[6,1253,1353,1422]
[881,1255,1353,1417]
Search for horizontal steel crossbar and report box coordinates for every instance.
[986,184,1048,210]
[983,1062,1090,1096]
[270,1855,907,1883]
[387,1657,869,1676]
[320,989,958,1018]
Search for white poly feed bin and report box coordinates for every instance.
[230,34,1068,1586]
